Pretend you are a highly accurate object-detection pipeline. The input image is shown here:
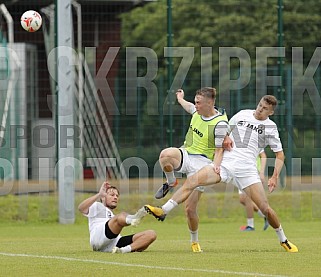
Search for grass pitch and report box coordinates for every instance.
[0,191,320,276]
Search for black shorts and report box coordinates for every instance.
[116,235,134,247]
[105,220,134,247]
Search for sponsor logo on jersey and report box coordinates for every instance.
[189,125,203,137]
[237,121,264,134]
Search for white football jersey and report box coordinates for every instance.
[222,109,282,172]
[86,202,114,233]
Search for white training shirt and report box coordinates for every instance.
[85,202,114,234]
[222,109,282,171]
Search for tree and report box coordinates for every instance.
[118,0,321,175]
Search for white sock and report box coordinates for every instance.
[120,245,132,253]
[125,215,134,224]
[125,207,146,224]
[162,199,178,214]
[275,225,287,242]
[247,218,254,228]
[165,171,176,185]
[190,230,199,242]
[257,210,265,218]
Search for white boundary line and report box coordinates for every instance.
[0,252,290,277]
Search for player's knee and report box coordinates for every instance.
[260,205,271,217]
[239,197,246,206]
[115,212,127,223]
[159,148,171,159]
[145,230,157,242]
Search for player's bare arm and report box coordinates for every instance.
[223,116,237,151]
[222,135,233,151]
[78,182,109,214]
[259,151,267,183]
[268,151,284,193]
[212,147,224,174]
[176,89,194,113]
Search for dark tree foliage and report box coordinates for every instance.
[117,0,321,175]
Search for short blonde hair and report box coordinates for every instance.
[107,186,120,195]
[196,87,216,100]
[262,95,278,110]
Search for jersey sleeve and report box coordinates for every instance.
[227,111,240,134]
[86,202,100,218]
[267,126,283,152]
[214,121,229,147]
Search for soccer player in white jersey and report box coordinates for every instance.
[78,182,156,253]
[145,95,298,253]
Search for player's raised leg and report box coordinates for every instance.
[145,164,221,220]
[155,148,181,199]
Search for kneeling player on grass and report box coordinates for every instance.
[144,95,298,253]
[78,182,156,253]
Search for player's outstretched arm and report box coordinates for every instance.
[78,182,109,215]
[176,89,194,113]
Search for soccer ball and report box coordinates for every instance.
[20,10,42,32]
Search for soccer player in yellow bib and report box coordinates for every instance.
[154,87,228,252]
